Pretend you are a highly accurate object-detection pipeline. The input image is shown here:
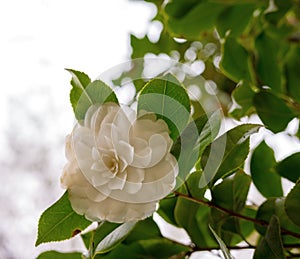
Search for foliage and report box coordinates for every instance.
[36,1,300,258]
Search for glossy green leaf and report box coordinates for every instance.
[276,152,300,183]
[286,46,300,103]
[138,73,191,140]
[255,32,282,92]
[95,221,137,254]
[220,37,252,83]
[201,124,261,185]
[36,251,82,259]
[285,180,300,227]
[171,110,222,186]
[174,197,217,247]
[36,192,91,246]
[209,225,234,259]
[67,69,91,116]
[166,2,225,39]
[67,68,118,121]
[253,91,295,133]
[230,81,255,119]
[212,170,251,212]
[250,141,283,197]
[81,221,121,251]
[253,216,285,259]
[216,4,255,38]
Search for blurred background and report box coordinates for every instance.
[0,1,156,258]
[1,1,300,258]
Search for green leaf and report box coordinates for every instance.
[255,197,300,244]
[255,32,283,92]
[124,218,161,244]
[220,37,252,83]
[216,4,256,38]
[212,170,251,212]
[36,192,91,246]
[250,141,283,197]
[230,81,255,119]
[95,238,190,259]
[95,221,137,254]
[67,69,91,114]
[186,171,207,199]
[171,110,222,186]
[285,180,300,227]
[81,221,121,252]
[209,225,234,259]
[276,152,300,183]
[157,197,178,226]
[67,69,118,121]
[253,91,295,133]
[286,46,300,103]
[165,2,225,40]
[130,32,190,60]
[138,73,191,140]
[134,239,190,258]
[174,197,217,247]
[36,251,82,259]
[253,216,285,259]
[201,124,261,185]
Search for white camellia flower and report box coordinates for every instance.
[61,102,178,223]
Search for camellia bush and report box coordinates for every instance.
[36,1,300,258]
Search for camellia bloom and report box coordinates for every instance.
[61,102,178,223]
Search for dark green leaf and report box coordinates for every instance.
[81,221,121,251]
[157,197,178,226]
[36,251,82,259]
[138,73,190,140]
[250,141,283,197]
[255,32,283,92]
[220,37,252,83]
[95,238,190,259]
[255,197,300,244]
[36,192,91,246]
[135,239,190,258]
[209,225,234,259]
[95,221,136,254]
[276,152,300,183]
[201,124,261,185]
[286,46,300,103]
[212,170,251,212]
[124,218,161,244]
[285,180,300,227]
[186,171,207,199]
[253,216,285,259]
[166,2,225,40]
[130,33,190,60]
[253,91,295,133]
[216,4,256,38]
[230,81,255,119]
[174,197,217,247]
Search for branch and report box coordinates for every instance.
[174,191,300,239]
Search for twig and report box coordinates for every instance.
[174,191,300,239]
